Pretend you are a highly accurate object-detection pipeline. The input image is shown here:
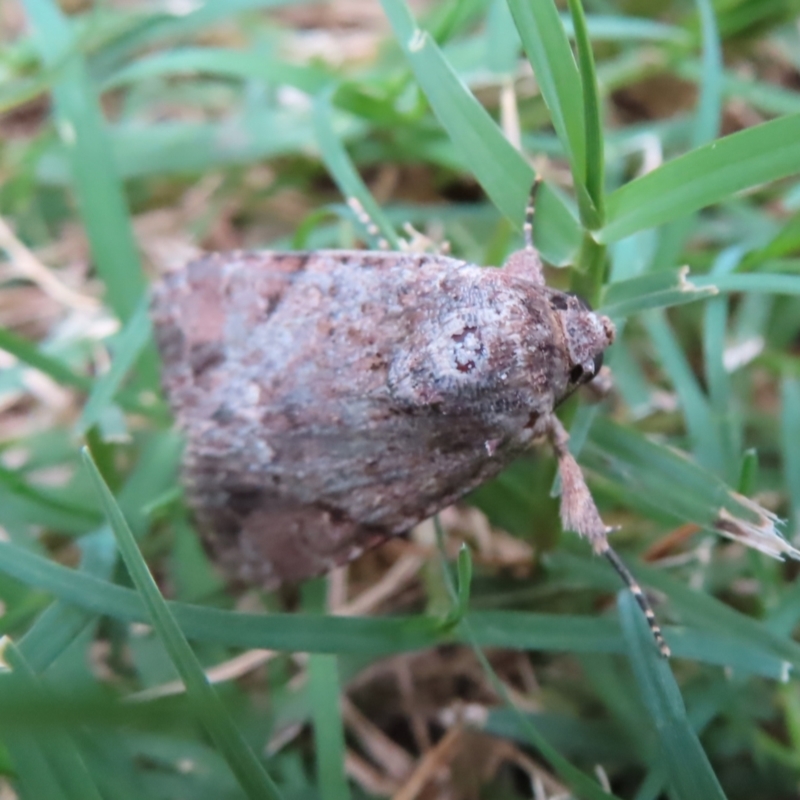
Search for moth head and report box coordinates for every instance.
[548,291,615,389]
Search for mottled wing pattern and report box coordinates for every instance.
[152,251,569,586]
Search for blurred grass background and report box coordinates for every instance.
[3,0,800,798]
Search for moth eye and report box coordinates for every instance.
[591,350,604,378]
[549,291,593,312]
[570,351,603,385]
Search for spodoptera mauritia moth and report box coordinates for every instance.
[152,180,670,657]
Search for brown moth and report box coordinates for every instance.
[151,186,670,657]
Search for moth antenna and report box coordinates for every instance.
[598,541,671,658]
[346,196,390,251]
[524,176,543,251]
[503,176,545,284]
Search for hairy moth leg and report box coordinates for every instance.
[544,413,671,658]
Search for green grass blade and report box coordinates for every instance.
[102,47,332,94]
[0,538,789,677]
[90,0,315,73]
[599,267,718,318]
[18,433,172,673]
[303,580,351,800]
[549,550,798,679]
[380,0,534,221]
[675,60,800,117]
[643,310,724,474]
[585,418,796,561]
[618,592,728,800]
[469,610,789,678]
[485,707,629,764]
[781,378,800,539]
[37,113,359,183]
[0,464,100,532]
[692,272,800,295]
[692,0,723,146]
[704,292,738,481]
[461,620,621,800]
[486,0,521,76]
[313,93,400,249]
[379,0,582,263]
[562,14,687,43]
[600,114,800,243]
[23,0,146,322]
[75,296,152,436]
[647,0,723,272]
[507,0,585,178]
[0,327,163,420]
[629,559,800,672]
[309,654,350,800]
[703,248,745,485]
[567,0,605,224]
[0,326,92,393]
[1,728,71,800]
[0,69,57,114]
[2,643,105,800]
[18,529,116,673]
[0,534,444,644]
[81,448,286,800]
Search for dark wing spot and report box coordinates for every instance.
[154,321,185,365]
[226,487,264,516]
[211,404,236,424]
[189,342,225,378]
[452,325,478,343]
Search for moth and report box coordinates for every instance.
[151,184,670,657]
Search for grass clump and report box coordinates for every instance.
[2,0,800,798]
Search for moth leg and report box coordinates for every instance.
[400,222,451,256]
[544,413,671,658]
[502,178,545,286]
[346,196,391,250]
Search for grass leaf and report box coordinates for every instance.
[692,0,723,146]
[507,0,585,178]
[76,296,152,436]
[1,642,105,800]
[618,592,728,800]
[379,0,582,263]
[313,93,400,248]
[599,267,718,318]
[643,310,724,474]
[781,378,800,539]
[567,0,605,224]
[0,326,92,393]
[81,448,286,800]
[23,0,146,321]
[309,653,350,800]
[102,47,332,94]
[600,114,800,243]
